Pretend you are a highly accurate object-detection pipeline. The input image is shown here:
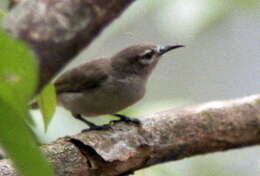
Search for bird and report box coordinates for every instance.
[38,43,184,129]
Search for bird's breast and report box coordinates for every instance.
[57,76,146,117]
[104,76,146,105]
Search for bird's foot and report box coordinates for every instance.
[72,113,111,131]
[111,113,141,125]
[81,124,111,132]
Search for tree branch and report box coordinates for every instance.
[1,94,260,176]
[3,0,136,90]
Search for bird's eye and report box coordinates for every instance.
[141,50,154,59]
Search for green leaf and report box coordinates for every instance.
[37,83,57,132]
[0,28,54,176]
[0,27,38,103]
[0,89,54,176]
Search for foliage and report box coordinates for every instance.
[0,18,54,176]
[37,83,57,132]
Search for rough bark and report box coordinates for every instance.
[1,94,260,176]
[3,0,136,90]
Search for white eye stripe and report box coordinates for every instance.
[140,49,153,57]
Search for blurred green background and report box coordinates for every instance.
[1,0,260,175]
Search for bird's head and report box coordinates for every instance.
[111,43,184,78]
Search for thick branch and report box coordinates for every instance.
[1,94,260,176]
[4,0,135,89]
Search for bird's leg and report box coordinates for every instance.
[72,113,109,131]
[111,113,141,125]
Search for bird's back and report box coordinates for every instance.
[55,58,146,117]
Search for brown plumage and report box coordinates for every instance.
[35,43,184,128]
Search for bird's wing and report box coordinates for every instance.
[55,59,109,94]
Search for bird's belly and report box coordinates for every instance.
[58,83,145,117]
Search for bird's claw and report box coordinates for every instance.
[82,124,111,132]
[111,114,141,125]
[73,113,111,132]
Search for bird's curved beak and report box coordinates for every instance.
[158,45,185,55]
